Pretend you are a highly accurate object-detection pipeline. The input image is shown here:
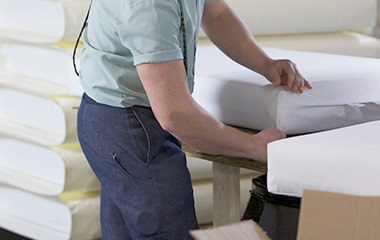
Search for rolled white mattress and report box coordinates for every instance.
[0,184,101,240]
[0,42,80,95]
[0,137,100,195]
[0,88,80,146]
[0,0,90,43]
[222,0,376,36]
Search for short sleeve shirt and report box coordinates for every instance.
[79,0,212,108]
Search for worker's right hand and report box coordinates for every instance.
[261,58,312,93]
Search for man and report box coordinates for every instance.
[77,0,312,239]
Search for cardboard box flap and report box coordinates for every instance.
[190,220,270,240]
[297,189,380,240]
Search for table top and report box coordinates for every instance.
[182,127,267,172]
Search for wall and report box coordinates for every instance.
[376,0,380,37]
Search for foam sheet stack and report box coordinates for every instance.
[0,0,101,239]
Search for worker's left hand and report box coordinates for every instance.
[261,59,312,93]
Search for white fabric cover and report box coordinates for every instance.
[214,0,377,36]
[267,120,380,197]
[0,88,79,145]
[0,137,99,195]
[193,45,380,135]
[0,42,80,95]
[0,0,91,43]
[0,184,101,240]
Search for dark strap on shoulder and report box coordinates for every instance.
[179,0,187,74]
[72,2,91,76]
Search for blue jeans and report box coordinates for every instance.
[77,93,199,239]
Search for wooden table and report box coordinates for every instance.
[183,134,267,227]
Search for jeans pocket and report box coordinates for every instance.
[112,152,153,183]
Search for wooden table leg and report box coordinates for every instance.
[212,162,241,227]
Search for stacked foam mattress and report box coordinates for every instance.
[0,0,102,239]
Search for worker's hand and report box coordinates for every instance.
[262,59,312,93]
[249,127,286,163]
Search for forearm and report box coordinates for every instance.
[201,0,311,93]
[201,1,271,75]
[163,100,285,164]
[136,60,276,163]
[163,100,256,159]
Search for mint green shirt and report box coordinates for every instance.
[80,0,212,107]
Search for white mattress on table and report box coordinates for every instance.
[267,120,380,197]
[193,45,380,134]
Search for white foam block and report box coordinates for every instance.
[267,120,380,197]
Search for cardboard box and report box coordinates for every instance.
[191,189,380,240]
[297,189,380,240]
